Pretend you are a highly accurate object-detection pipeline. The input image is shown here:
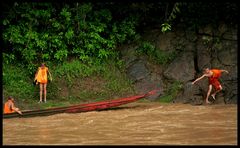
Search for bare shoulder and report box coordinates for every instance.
[204,73,211,77]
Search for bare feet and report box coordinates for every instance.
[18,111,23,115]
[206,100,211,104]
[211,94,216,100]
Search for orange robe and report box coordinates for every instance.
[4,100,15,114]
[208,69,222,90]
[36,67,48,84]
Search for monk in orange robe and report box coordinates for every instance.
[4,96,22,115]
[192,68,229,104]
[34,63,52,103]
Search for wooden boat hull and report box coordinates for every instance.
[3,90,158,119]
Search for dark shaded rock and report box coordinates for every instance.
[127,60,150,82]
[120,43,164,100]
[174,82,203,104]
[222,26,237,40]
[173,24,186,37]
[213,93,225,104]
[163,52,195,82]
[211,58,222,68]
[134,78,162,100]
[217,42,237,66]
[120,44,139,67]
[184,42,195,52]
[217,23,228,36]
[186,30,198,42]
[198,24,214,36]
[171,36,186,51]
[155,32,176,51]
[225,94,237,104]
[223,81,237,104]
[196,40,211,70]
[190,96,204,105]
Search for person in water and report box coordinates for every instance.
[34,63,52,103]
[192,68,229,104]
[4,96,22,115]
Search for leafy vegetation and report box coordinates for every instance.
[3,64,37,102]
[159,81,183,103]
[136,41,178,65]
[2,2,139,75]
[2,2,237,69]
[3,59,135,110]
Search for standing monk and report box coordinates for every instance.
[4,96,22,115]
[192,68,229,104]
[34,63,52,103]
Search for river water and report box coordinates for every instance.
[2,102,237,145]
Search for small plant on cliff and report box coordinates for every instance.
[161,23,171,33]
[159,81,183,103]
[136,41,178,65]
[202,35,212,45]
[136,41,155,56]
[154,49,178,65]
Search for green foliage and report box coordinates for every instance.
[136,41,178,65]
[50,58,134,102]
[161,23,171,33]
[3,58,134,106]
[3,64,36,101]
[108,16,138,47]
[167,2,182,22]
[2,2,139,74]
[136,41,155,55]
[160,2,183,33]
[54,49,68,61]
[160,3,181,34]
[4,2,235,74]
[102,61,135,95]
[155,50,178,65]
[3,53,15,65]
[54,59,102,79]
[160,81,183,103]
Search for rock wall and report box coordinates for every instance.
[120,23,237,104]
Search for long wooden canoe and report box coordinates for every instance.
[3,90,158,119]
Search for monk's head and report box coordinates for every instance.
[8,96,14,102]
[204,68,210,74]
[41,63,45,68]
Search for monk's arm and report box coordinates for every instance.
[221,69,229,74]
[10,103,22,115]
[192,74,206,84]
[48,69,53,81]
[34,68,40,81]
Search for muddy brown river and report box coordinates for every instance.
[2,102,237,145]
